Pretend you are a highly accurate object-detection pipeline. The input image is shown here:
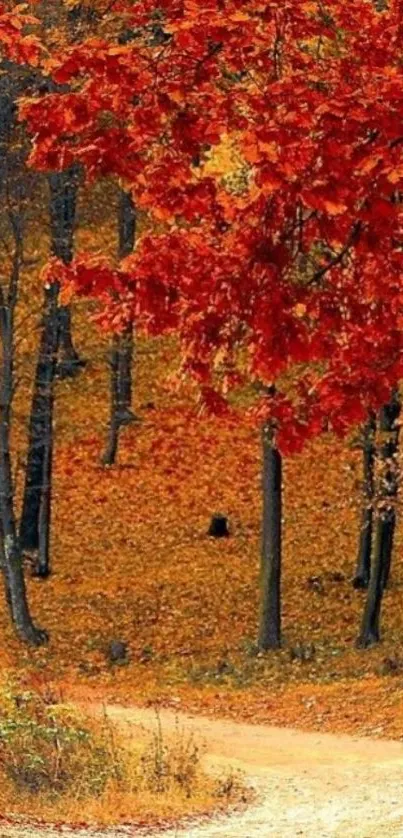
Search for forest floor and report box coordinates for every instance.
[1,201,403,835]
[3,704,403,837]
[6,315,403,742]
[5,208,403,745]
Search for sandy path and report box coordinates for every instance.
[2,704,403,837]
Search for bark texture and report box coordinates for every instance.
[357,392,401,647]
[258,424,282,651]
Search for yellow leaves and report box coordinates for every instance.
[387,165,403,185]
[203,134,242,177]
[293,303,307,319]
[322,199,347,216]
[355,154,382,175]
[228,11,251,22]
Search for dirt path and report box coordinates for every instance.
[2,705,403,837]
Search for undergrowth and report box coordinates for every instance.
[0,680,246,828]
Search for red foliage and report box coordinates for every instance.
[20,0,403,452]
[0,3,43,65]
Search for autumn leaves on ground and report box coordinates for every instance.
[7,219,403,743]
[0,206,401,831]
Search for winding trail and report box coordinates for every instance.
[2,705,403,837]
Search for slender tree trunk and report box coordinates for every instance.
[49,166,84,379]
[0,226,47,644]
[356,392,400,647]
[356,508,386,648]
[19,284,59,566]
[0,410,47,644]
[353,413,376,589]
[258,424,282,651]
[379,394,400,589]
[35,286,59,577]
[102,190,137,465]
[117,324,134,418]
[116,188,136,421]
[57,304,86,379]
[19,166,80,558]
[37,414,53,578]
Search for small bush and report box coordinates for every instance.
[0,684,121,798]
[139,713,202,797]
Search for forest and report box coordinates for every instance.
[1,0,403,835]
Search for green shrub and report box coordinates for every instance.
[0,684,121,798]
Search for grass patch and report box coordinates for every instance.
[0,681,246,829]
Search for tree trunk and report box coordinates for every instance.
[379,394,400,589]
[116,188,136,421]
[0,429,47,645]
[353,413,376,589]
[48,166,84,379]
[57,304,86,379]
[19,284,59,564]
[19,166,81,554]
[101,190,137,465]
[258,424,282,651]
[35,286,59,578]
[0,231,47,644]
[356,392,401,647]
[37,415,53,578]
[117,324,136,421]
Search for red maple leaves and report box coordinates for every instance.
[16,0,403,453]
[0,3,43,66]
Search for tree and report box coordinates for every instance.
[21,0,403,649]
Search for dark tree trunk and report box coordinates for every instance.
[49,167,84,379]
[116,189,136,421]
[102,190,137,466]
[353,413,376,589]
[0,221,47,644]
[119,188,137,259]
[117,324,134,418]
[258,424,282,651]
[379,394,400,589]
[19,284,59,567]
[19,166,81,558]
[35,286,59,578]
[0,420,47,644]
[356,392,401,648]
[356,515,387,648]
[57,304,86,379]
[37,412,53,579]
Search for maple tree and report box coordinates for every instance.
[19,0,403,650]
